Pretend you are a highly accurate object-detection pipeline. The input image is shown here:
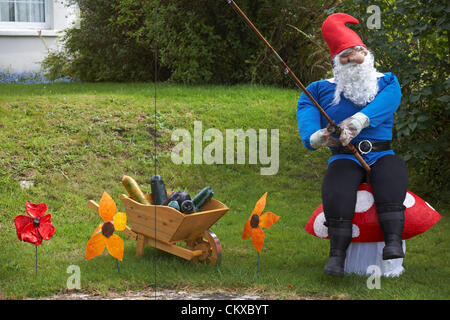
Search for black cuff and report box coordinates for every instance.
[376,203,406,213]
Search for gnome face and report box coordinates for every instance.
[338,47,368,65]
[332,46,379,107]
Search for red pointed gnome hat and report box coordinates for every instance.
[321,13,366,59]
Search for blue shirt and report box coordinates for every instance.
[296,72,401,167]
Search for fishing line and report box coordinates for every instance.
[153,0,159,301]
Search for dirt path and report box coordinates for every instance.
[41,288,272,300]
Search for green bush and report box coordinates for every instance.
[42,0,340,85]
[336,0,449,203]
[42,0,160,82]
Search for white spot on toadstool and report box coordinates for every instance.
[355,190,374,213]
[403,192,415,208]
[313,212,328,238]
[352,224,360,238]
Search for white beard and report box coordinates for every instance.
[332,51,379,107]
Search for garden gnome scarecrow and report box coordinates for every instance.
[296,13,408,277]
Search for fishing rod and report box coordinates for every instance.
[226,0,371,175]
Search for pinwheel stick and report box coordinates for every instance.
[256,252,260,279]
[35,246,38,276]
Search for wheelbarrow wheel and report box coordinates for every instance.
[186,230,222,266]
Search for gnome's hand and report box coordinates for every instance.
[338,112,370,146]
[310,128,340,149]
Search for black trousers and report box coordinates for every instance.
[321,154,408,220]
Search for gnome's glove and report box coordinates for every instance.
[310,128,340,149]
[338,112,370,146]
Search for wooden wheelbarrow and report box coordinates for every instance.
[87,192,229,266]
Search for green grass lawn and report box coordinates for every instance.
[0,82,448,299]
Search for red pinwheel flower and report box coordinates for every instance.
[14,202,55,246]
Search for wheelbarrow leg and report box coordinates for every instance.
[136,234,146,256]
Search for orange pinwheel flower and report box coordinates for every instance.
[85,192,127,261]
[242,192,280,253]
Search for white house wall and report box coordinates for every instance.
[0,0,79,73]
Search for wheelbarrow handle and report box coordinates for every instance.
[87,200,99,211]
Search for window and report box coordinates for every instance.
[0,0,50,29]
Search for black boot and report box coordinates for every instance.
[323,218,353,277]
[378,210,405,260]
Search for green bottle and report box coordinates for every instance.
[151,175,168,205]
[193,186,214,209]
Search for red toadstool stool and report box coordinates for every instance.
[305,183,441,242]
